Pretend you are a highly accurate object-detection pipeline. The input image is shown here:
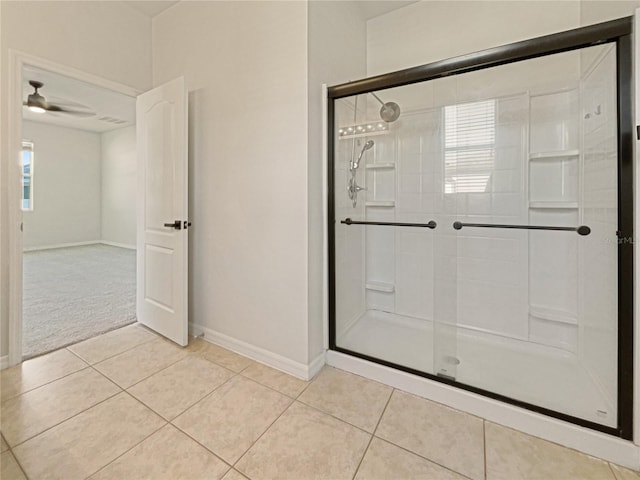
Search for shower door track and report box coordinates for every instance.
[327,17,634,440]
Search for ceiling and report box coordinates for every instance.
[122,0,417,20]
[21,1,416,133]
[357,1,418,20]
[22,65,135,133]
[123,1,179,17]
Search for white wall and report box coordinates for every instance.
[21,121,102,249]
[0,0,152,356]
[153,1,311,367]
[307,1,367,360]
[101,126,136,248]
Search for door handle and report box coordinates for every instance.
[164,220,182,230]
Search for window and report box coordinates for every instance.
[21,141,34,211]
[444,99,496,194]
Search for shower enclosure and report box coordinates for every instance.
[328,18,633,438]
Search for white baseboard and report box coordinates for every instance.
[326,350,640,470]
[1,355,9,370]
[23,240,101,252]
[100,241,136,250]
[190,322,325,381]
[308,351,326,379]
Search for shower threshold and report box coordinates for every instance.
[338,309,615,428]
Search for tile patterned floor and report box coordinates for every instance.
[1,323,639,480]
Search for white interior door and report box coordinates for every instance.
[136,77,188,346]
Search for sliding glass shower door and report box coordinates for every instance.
[329,20,633,438]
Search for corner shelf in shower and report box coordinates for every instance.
[529,201,579,209]
[529,305,577,325]
[365,281,395,293]
[529,149,580,160]
[365,201,395,207]
[365,162,396,170]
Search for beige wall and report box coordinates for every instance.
[0,0,151,357]
[153,1,311,365]
[22,121,102,249]
[101,126,136,248]
[367,1,581,76]
[307,1,367,361]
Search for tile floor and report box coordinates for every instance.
[1,323,639,480]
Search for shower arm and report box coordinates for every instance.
[370,92,385,106]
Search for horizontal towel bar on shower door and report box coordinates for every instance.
[452,221,591,236]
[341,218,437,229]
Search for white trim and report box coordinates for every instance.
[326,350,640,470]
[23,241,101,252]
[190,322,325,381]
[100,241,136,251]
[8,49,25,367]
[7,49,143,367]
[1,356,9,370]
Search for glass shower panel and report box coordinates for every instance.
[447,44,618,427]
[331,42,618,429]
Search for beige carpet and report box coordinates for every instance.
[23,244,136,358]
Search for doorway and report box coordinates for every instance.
[7,53,142,363]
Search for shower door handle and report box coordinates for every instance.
[452,221,590,236]
[163,220,182,230]
[341,218,437,229]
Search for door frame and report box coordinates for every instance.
[6,50,141,366]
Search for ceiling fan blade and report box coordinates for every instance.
[47,96,91,108]
[45,104,96,117]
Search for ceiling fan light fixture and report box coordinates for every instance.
[28,105,45,113]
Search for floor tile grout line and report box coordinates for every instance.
[373,434,477,480]
[236,372,305,401]
[116,352,199,390]
[126,367,236,423]
[1,363,91,404]
[67,329,159,366]
[294,397,378,436]
[169,371,241,426]
[83,394,170,480]
[166,421,233,473]
[1,327,157,403]
[368,390,476,480]
[2,433,31,480]
[7,387,124,450]
[231,395,298,472]
[350,387,394,480]
[239,366,310,399]
[93,346,190,390]
[483,420,487,480]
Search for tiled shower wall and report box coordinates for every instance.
[335,45,617,366]
[362,95,530,339]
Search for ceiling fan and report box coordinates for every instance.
[24,80,96,117]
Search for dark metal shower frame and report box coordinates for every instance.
[327,17,634,440]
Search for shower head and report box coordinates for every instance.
[370,92,401,122]
[352,140,374,171]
